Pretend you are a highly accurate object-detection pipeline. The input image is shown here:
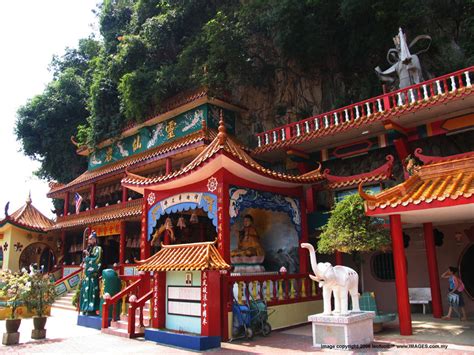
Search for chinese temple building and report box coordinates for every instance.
[0,195,57,272]
[46,65,473,343]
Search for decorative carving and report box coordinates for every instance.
[166,120,177,139]
[105,147,113,162]
[132,135,142,151]
[207,177,218,192]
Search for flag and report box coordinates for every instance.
[74,193,83,214]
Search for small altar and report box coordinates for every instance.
[308,312,375,348]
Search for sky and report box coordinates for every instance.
[0,1,99,219]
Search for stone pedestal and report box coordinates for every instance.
[31,329,46,339]
[2,332,20,345]
[308,312,375,348]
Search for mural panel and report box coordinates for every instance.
[88,104,236,170]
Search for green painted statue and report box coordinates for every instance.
[80,231,102,315]
[99,268,122,319]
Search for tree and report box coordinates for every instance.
[15,0,474,182]
[318,193,390,290]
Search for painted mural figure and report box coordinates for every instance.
[80,231,102,315]
[231,215,265,258]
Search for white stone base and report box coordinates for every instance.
[308,312,375,348]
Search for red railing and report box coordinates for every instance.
[54,267,82,286]
[101,275,148,329]
[128,290,153,338]
[56,198,143,222]
[256,66,474,148]
[224,273,320,311]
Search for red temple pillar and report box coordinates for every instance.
[299,194,309,274]
[305,186,316,213]
[122,185,128,204]
[217,179,230,264]
[119,221,126,265]
[152,272,166,328]
[64,191,70,215]
[390,214,412,335]
[165,157,173,175]
[140,196,150,260]
[60,230,66,267]
[201,270,221,337]
[335,251,343,266]
[90,183,96,209]
[423,223,443,318]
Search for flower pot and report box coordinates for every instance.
[33,316,47,330]
[5,319,21,333]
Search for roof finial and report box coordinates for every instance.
[217,109,227,145]
[26,191,32,204]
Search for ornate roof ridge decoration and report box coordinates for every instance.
[324,155,394,189]
[414,148,474,165]
[49,198,143,230]
[360,151,474,211]
[122,117,325,188]
[137,240,230,272]
[48,130,216,197]
[0,196,54,232]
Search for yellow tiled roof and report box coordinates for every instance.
[48,130,214,198]
[122,118,324,187]
[0,198,53,232]
[361,152,474,211]
[49,199,142,230]
[137,241,230,272]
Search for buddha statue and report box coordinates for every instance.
[231,215,265,258]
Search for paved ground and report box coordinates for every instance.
[0,309,473,354]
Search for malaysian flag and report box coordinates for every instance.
[74,193,83,214]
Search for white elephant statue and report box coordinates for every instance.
[301,243,360,316]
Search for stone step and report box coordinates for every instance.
[51,303,76,311]
[102,326,144,338]
[110,319,149,330]
[54,299,74,306]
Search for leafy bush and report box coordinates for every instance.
[21,268,57,318]
[318,194,390,254]
[0,270,29,319]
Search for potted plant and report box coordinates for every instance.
[22,268,57,339]
[0,270,28,345]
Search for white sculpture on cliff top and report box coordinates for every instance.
[301,243,360,316]
[375,27,431,89]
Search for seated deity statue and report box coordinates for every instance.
[231,215,265,258]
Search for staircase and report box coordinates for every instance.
[102,301,151,338]
[52,291,76,311]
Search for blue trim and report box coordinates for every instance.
[229,186,301,233]
[77,315,107,330]
[147,193,217,241]
[145,328,221,350]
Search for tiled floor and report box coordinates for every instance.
[0,309,473,354]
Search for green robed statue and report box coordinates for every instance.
[80,231,102,315]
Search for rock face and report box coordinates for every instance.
[231,61,325,146]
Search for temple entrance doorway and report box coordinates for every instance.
[19,242,56,272]
[460,243,474,300]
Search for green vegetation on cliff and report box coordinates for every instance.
[15,0,474,182]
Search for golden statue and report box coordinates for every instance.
[231,215,264,257]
